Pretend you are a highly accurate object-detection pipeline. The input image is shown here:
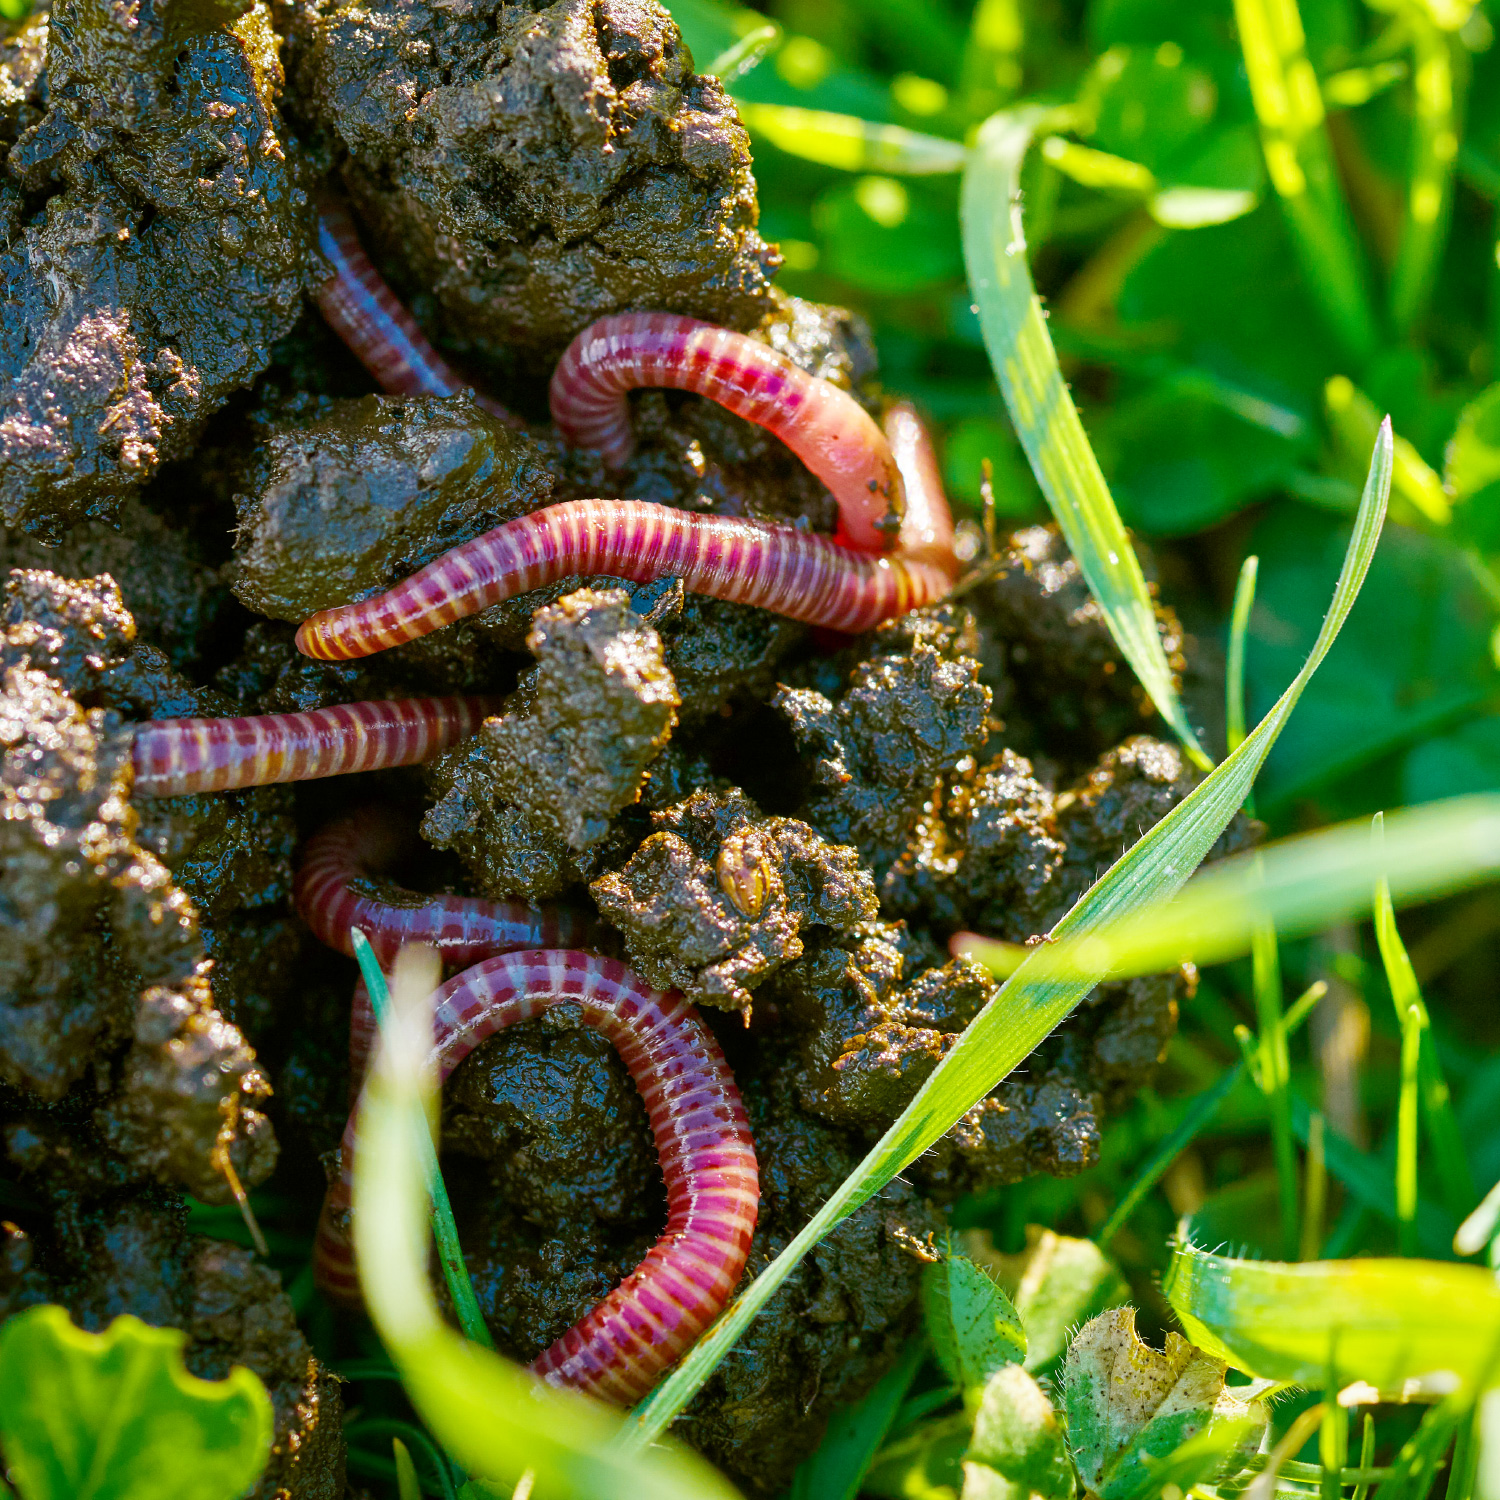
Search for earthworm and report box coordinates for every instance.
[295,810,596,967]
[316,199,518,427]
[130,696,504,798]
[550,312,903,552]
[295,404,958,660]
[315,949,760,1406]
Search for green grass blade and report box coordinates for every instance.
[1301,1110,1328,1262]
[736,103,966,173]
[1097,980,1326,1250]
[1390,14,1460,335]
[1253,913,1299,1259]
[619,420,1393,1450]
[1353,1414,1377,1500]
[958,792,1500,988]
[350,950,742,1500]
[1397,997,1424,1258]
[960,107,1212,771]
[1372,823,1476,1220]
[1232,0,1378,360]
[1227,556,1259,756]
[1163,1241,1500,1394]
[351,935,493,1350]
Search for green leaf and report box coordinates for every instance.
[965,1364,1075,1500]
[0,1305,273,1500]
[1445,382,1500,501]
[923,1256,1026,1391]
[1163,1239,1500,1395]
[787,1340,923,1500]
[1060,1308,1267,1500]
[863,1411,970,1500]
[961,107,1212,769]
[1244,507,1498,811]
[620,405,1391,1455]
[1006,1232,1128,1376]
[350,949,742,1500]
[737,103,966,174]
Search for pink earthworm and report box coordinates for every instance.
[316,198,519,427]
[130,696,505,798]
[550,312,903,553]
[315,949,760,1406]
[295,404,958,661]
[295,810,597,967]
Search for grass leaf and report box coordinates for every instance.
[786,1340,923,1500]
[737,103,966,173]
[1164,1239,1500,1395]
[621,416,1392,1451]
[961,107,1212,770]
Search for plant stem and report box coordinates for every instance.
[1300,1110,1327,1261]
[351,930,494,1349]
[1227,555,1259,758]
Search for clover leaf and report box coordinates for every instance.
[0,1304,273,1500]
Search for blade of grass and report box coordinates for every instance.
[1372,820,1475,1220]
[1301,1111,1328,1261]
[1397,996,1424,1258]
[1321,1395,1348,1500]
[1233,0,1378,360]
[1254,915,1299,1259]
[736,103,966,173]
[1097,981,1327,1249]
[1164,1240,1500,1393]
[1456,1177,1500,1258]
[619,422,1392,1449]
[1353,1414,1377,1500]
[394,1438,423,1500]
[1228,556,1260,757]
[350,948,743,1500]
[1390,10,1461,334]
[705,23,779,85]
[960,107,1212,771]
[956,791,1500,988]
[351,934,493,1350]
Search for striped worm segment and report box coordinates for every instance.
[295,811,596,967]
[296,500,954,659]
[316,200,517,426]
[315,950,760,1405]
[131,696,505,797]
[550,312,904,552]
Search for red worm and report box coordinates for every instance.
[295,405,959,661]
[315,950,760,1406]
[316,199,518,427]
[295,810,596,967]
[551,312,902,553]
[130,696,504,798]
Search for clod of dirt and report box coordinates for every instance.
[423,587,678,895]
[968,525,1187,766]
[289,0,778,384]
[1,0,312,538]
[590,788,878,1011]
[776,607,993,881]
[228,393,554,619]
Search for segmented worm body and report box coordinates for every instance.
[551,312,902,552]
[131,696,504,798]
[296,400,959,660]
[315,950,760,1406]
[295,811,596,967]
[297,500,955,659]
[316,200,517,427]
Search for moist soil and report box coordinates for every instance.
[0,1,1251,1493]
